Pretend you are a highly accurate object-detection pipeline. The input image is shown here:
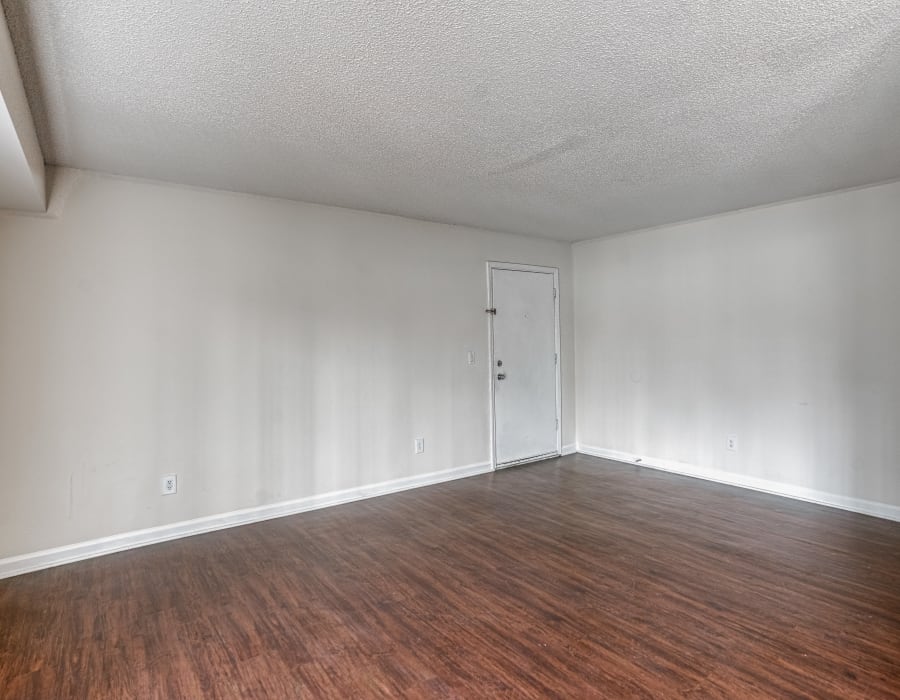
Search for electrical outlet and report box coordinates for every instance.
[414,438,424,454]
[161,473,177,495]
[726,435,738,452]
[467,350,476,365]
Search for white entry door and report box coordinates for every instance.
[488,263,560,467]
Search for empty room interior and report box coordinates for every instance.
[2,1,900,697]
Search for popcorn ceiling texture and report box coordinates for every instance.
[3,0,900,240]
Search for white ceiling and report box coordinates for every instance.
[4,1,900,240]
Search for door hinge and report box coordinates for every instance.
[553,287,557,300]
[556,418,559,430]
[554,352,558,365]
[485,308,497,315]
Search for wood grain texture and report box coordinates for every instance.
[2,454,900,698]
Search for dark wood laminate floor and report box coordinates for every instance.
[2,454,900,698]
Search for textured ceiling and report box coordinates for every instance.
[3,1,900,240]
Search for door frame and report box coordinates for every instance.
[486,261,562,470]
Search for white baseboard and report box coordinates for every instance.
[561,443,577,456]
[0,460,492,580]
[577,444,900,523]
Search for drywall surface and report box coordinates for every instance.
[0,168,574,559]
[0,8,44,211]
[575,180,900,507]
[5,1,900,239]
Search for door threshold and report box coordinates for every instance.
[495,451,560,470]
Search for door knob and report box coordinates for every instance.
[497,373,506,380]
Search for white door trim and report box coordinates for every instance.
[486,261,562,470]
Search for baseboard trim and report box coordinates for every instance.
[561,443,577,456]
[577,444,900,523]
[0,460,492,580]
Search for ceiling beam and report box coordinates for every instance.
[0,9,44,212]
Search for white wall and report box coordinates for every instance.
[0,168,574,559]
[0,10,45,211]
[5,166,898,564]
[575,180,900,510]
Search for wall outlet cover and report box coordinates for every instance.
[161,474,177,495]
[726,435,738,452]
[414,438,425,454]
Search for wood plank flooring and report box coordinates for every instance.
[2,454,900,698]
